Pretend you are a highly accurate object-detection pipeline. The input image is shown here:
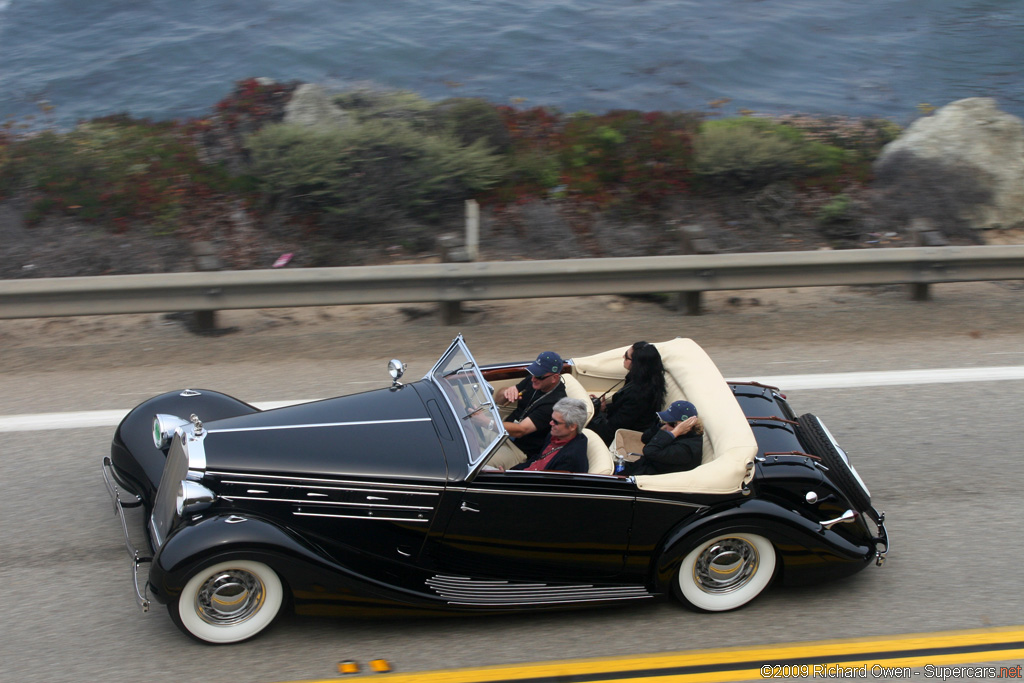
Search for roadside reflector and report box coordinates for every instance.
[337,660,360,674]
[370,659,392,673]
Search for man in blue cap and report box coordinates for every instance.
[622,400,703,476]
[496,350,567,458]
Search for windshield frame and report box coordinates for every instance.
[426,335,506,467]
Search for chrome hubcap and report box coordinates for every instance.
[693,538,759,594]
[194,569,265,625]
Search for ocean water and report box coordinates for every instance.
[1,0,1022,128]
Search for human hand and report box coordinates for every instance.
[501,386,521,403]
[671,416,699,437]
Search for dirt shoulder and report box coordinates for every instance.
[4,279,1023,375]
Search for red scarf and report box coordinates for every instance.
[525,434,573,471]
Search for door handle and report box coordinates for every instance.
[460,502,480,513]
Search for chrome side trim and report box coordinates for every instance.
[293,511,430,523]
[101,456,153,612]
[222,495,434,511]
[457,488,637,504]
[216,478,441,496]
[207,417,431,434]
[634,496,709,510]
[426,575,652,606]
[207,471,446,490]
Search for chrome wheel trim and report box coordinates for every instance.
[194,568,266,626]
[692,537,760,595]
[175,560,284,643]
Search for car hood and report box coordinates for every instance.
[200,383,450,480]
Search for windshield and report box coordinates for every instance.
[429,337,505,465]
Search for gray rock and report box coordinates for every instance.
[283,84,350,129]
[875,98,1024,230]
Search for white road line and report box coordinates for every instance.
[2,366,1023,433]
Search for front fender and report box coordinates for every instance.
[652,498,875,593]
[148,513,335,605]
[110,389,257,503]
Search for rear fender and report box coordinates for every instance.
[652,498,874,592]
[110,390,257,503]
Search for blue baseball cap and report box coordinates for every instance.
[657,400,698,423]
[526,351,563,377]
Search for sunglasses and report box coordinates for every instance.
[623,351,633,361]
[533,373,556,380]
[550,418,565,426]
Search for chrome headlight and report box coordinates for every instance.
[153,414,190,450]
[176,480,215,517]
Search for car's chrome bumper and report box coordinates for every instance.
[870,507,889,567]
[101,456,153,612]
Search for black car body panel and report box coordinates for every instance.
[200,386,448,480]
[102,336,888,643]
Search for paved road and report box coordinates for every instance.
[1,282,1023,682]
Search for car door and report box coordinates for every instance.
[426,470,636,583]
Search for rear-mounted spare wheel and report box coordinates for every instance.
[796,413,872,512]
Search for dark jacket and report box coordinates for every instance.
[623,424,702,476]
[512,432,589,473]
[507,378,567,457]
[588,380,660,445]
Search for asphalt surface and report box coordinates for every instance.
[1,281,1023,682]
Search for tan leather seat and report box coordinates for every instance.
[581,428,614,475]
[560,373,595,426]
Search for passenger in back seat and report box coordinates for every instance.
[622,400,703,476]
[589,341,666,445]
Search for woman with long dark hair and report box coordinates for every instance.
[588,341,667,445]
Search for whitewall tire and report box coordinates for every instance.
[675,533,776,611]
[171,560,284,644]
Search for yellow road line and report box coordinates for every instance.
[278,625,1024,682]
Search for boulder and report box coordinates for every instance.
[283,84,350,129]
[874,98,1024,231]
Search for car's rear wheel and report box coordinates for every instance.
[674,532,776,611]
[796,413,872,512]
[169,560,284,644]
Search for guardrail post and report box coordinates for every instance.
[191,241,222,332]
[437,233,470,325]
[907,218,949,301]
[675,224,717,315]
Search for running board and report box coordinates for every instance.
[426,575,652,606]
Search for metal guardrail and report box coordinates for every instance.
[1,245,1023,320]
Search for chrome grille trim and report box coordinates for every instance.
[149,433,190,548]
[426,575,652,606]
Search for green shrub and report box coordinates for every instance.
[0,116,233,230]
[431,97,511,153]
[693,117,848,189]
[332,88,434,127]
[246,119,503,230]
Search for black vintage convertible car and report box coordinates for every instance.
[103,336,887,644]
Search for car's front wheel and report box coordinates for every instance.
[169,559,284,644]
[674,533,776,611]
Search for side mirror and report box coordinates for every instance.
[388,359,407,388]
